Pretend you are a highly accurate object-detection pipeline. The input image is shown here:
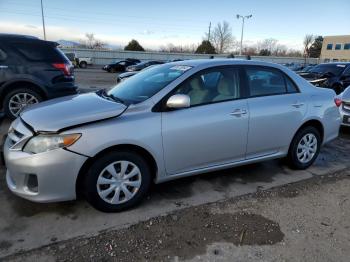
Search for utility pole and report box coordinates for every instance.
[40,0,46,40]
[236,14,252,55]
[207,22,211,41]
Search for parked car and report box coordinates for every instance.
[116,64,160,84]
[4,60,340,212]
[335,86,350,126]
[126,60,164,72]
[296,65,316,74]
[299,63,350,94]
[0,34,77,119]
[102,59,141,73]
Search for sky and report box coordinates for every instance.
[0,0,349,51]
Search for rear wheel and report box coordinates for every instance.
[84,151,152,212]
[79,61,87,69]
[3,88,43,119]
[287,126,321,169]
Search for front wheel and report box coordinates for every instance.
[84,151,152,212]
[287,126,321,169]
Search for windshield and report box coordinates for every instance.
[310,64,346,76]
[108,64,192,104]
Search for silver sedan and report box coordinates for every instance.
[4,60,341,212]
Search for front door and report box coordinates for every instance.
[161,66,249,175]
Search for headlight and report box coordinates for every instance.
[23,133,81,154]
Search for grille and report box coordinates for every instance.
[8,128,25,147]
[343,102,350,113]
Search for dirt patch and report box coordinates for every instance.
[5,209,283,262]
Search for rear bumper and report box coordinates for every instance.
[46,83,78,99]
[339,107,350,126]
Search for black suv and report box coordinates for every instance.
[299,63,350,94]
[0,34,77,119]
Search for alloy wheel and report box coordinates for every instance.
[9,92,39,117]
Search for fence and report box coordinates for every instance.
[60,48,319,65]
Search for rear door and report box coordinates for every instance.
[244,66,307,159]
[161,66,249,175]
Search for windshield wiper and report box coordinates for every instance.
[108,93,125,104]
[97,89,125,104]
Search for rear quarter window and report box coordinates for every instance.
[12,42,67,62]
[0,48,7,61]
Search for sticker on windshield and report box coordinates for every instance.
[170,65,192,71]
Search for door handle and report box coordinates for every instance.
[230,109,247,116]
[291,102,304,108]
[0,65,8,69]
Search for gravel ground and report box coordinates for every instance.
[4,169,350,262]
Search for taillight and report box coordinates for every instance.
[334,97,342,107]
[52,63,71,76]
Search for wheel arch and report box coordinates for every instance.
[0,80,47,105]
[292,119,324,146]
[75,144,158,196]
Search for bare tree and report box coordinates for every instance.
[159,43,197,53]
[303,34,314,62]
[209,21,234,54]
[79,33,106,49]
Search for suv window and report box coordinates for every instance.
[175,67,241,106]
[0,48,7,61]
[246,67,288,96]
[13,42,66,62]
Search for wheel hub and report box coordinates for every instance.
[96,160,142,205]
[297,133,318,164]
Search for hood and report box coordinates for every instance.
[299,72,322,80]
[20,92,127,132]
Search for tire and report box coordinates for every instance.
[3,87,43,119]
[287,126,321,170]
[79,61,87,69]
[84,151,152,212]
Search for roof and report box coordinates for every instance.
[171,58,287,69]
[0,33,40,40]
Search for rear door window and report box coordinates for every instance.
[13,42,67,62]
[0,48,7,61]
[246,67,287,97]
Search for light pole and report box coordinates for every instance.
[40,0,46,40]
[236,14,252,55]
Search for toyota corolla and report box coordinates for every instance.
[4,60,341,212]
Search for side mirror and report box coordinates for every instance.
[166,94,190,109]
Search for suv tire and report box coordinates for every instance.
[287,126,321,170]
[84,151,152,212]
[4,87,43,119]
